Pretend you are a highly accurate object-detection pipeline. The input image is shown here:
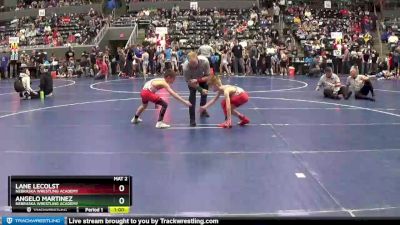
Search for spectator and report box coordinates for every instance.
[17,65,38,99]
[273,3,280,23]
[232,39,244,75]
[65,46,75,61]
[249,42,258,75]
[346,66,375,101]
[39,61,54,97]
[94,55,109,80]
[316,67,351,100]
[198,43,214,63]
[142,48,149,78]
[1,52,9,79]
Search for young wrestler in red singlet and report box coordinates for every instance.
[131,69,191,128]
[200,75,250,128]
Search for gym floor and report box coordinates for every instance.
[1,75,400,217]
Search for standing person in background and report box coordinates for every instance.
[39,61,53,97]
[65,46,75,61]
[125,46,134,78]
[148,44,156,76]
[66,57,75,78]
[33,50,42,79]
[118,47,126,77]
[134,45,143,77]
[249,42,258,75]
[171,47,179,73]
[371,49,379,74]
[198,43,214,64]
[342,46,350,75]
[231,39,244,75]
[125,0,129,12]
[165,45,172,70]
[0,51,9,79]
[178,48,186,75]
[278,0,286,11]
[362,47,371,75]
[90,47,97,77]
[220,50,232,76]
[393,49,400,76]
[273,3,280,23]
[105,46,112,75]
[244,50,251,75]
[9,52,19,79]
[280,51,289,76]
[142,48,149,79]
[80,53,90,77]
[157,50,165,75]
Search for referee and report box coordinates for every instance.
[183,52,210,127]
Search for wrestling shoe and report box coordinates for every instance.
[156,121,170,129]
[131,117,142,124]
[218,121,232,128]
[238,116,250,126]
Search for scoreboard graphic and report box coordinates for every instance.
[8,176,132,213]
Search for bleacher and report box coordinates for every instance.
[0,13,106,49]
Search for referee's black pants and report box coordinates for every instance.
[188,82,208,123]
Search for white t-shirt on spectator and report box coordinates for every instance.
[388,35,399,44]
[273,5,280,16]
[248,20,254,27]
[346,75,367,92]
[250,12,258,20]
[304,10,312,18]
[28,29,36,37]
[176,22,182,30]
[45,25,52,33]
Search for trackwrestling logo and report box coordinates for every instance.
[2,217,65,225]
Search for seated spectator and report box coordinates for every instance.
[315,67,352,100]
[15,65,38,100]
[346,66,375,101]
[94,55,109,80]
